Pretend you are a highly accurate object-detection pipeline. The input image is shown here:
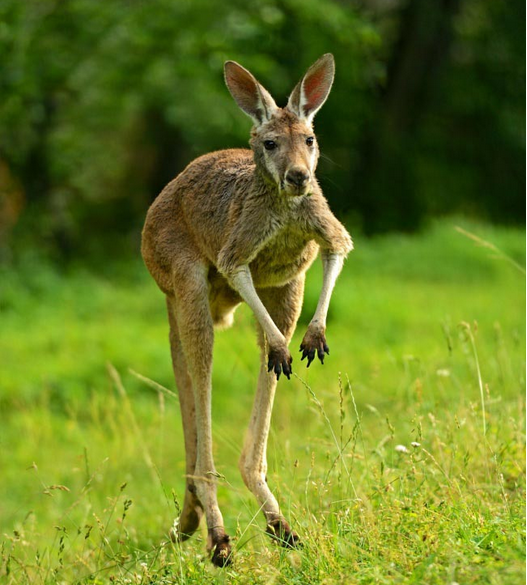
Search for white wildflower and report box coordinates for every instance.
[395,444,409,453]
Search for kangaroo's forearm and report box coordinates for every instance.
[229,265,285,348]
[310,251,345,328]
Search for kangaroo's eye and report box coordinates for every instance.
[264,140,277,151]
[306,136,314,147]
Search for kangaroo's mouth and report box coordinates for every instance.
[280,180,310,197]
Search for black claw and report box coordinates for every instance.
[268,348,293,381]
[300,336,330,368]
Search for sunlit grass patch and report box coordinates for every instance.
[0,219,525,583]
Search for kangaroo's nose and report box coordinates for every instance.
[285,168,310,187]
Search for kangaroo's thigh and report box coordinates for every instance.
[257,274,306,344]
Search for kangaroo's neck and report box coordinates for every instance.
[251,165,278,196]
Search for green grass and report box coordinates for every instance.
[0,218,525,584]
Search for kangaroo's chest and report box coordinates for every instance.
[250,225,319,288]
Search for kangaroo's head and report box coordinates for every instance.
[224,54,335,197]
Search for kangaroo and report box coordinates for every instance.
[141,54,353,566]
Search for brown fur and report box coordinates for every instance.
[141,54,352,566]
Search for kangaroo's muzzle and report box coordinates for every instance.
[284,167,310,195]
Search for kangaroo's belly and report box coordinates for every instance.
[250,232,319,288]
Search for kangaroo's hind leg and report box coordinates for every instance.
[169,262,231,567]
[167,297,204,541]
[238,274,305,548]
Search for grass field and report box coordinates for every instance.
[0,218,525,584]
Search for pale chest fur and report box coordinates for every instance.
[249,222,319,288]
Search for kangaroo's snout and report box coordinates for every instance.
[286,168,309,186]
[285,167,310,194]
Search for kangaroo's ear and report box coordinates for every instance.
[287,54,335,124]
[224,61,278,126]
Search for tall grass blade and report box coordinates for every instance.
[455,225,525,274]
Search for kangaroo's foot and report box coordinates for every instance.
[266,518,301,549]
[208,528,232,567]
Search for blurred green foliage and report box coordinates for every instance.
[0,0,524,258]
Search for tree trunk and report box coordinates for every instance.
[353,0,462,233]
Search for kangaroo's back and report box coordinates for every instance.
[141,148,254,292]
[177,148,255,245]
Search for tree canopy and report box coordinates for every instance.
[0,0,524,258]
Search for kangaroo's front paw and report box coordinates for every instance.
[267,346,293,380]
[300,327,329,367]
